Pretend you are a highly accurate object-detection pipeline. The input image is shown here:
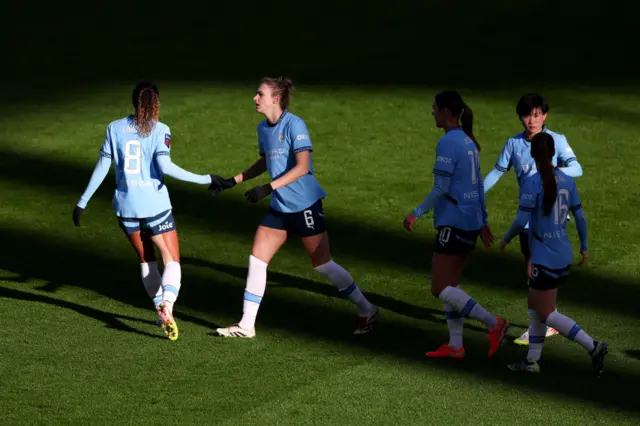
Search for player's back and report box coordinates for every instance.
[433,128,484,231]
[526,170,576,269]
[102,116,172,218]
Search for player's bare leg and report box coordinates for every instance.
[302,232,377,334]
[509,288,608,376]
[428,253,507,358]
[125,231,164,325]
[150,230,181,341]
[217,226,287,338]
[515,256,558,346]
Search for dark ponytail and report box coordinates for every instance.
[434,91,480,150]
[131,81,160,137]
[531,133,557,216]
[461,103,480,151]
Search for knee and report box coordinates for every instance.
[310,251,332,268]
[536,308,554,323]
[430,280,443,298]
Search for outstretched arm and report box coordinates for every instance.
[156,155,212,184]
[77,155,112,208]
[233,156,268,184]
[483,168,505,192]
[485,140,512,192]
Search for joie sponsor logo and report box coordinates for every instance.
[158,221,174,231]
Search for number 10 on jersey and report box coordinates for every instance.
[125,140,142,175]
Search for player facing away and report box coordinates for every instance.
[500,132,608,376]
[483,94,583,346]
[208,77,379,338]
[403,90,509,359]
[72,81,215,341]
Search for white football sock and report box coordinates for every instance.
[438,286,498,329]
[314,260,373,316]
[238,255,268,331]
[161,261,182,311]
[527,309,547,362]
[443,303,464,349]
[545,311,595,353]
[141,262,163,308]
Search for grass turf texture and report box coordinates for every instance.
[1,83,639,425]
[3,0,640,423]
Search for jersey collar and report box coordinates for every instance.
[266,110,289,127]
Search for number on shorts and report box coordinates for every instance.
[304,210,315,229]
[554,189,570,225]
[439,227,451,246]
[531,265,539,278]
[468,150,479,184]
[124,140,142,175]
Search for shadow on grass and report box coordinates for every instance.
[0,284,164,339]
[181,256,528,332]
[625,350,640,361]
[0,225,635,415]
[0,148,637,321]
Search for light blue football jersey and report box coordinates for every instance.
[257,111,327,213]
[432,128,485,231]
[519,169,582,269]
[100,115,173,218]
[494,128,578,186]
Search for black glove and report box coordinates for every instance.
[245,183,273,203]
[209,175,236,197]
[73,206,84,227]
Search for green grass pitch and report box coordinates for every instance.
[2,0,640,424]
[1,83,639,425]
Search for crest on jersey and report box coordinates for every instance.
[279,133,284,142]
[165,133,171,148]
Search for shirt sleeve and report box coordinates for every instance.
[556,134,577,166]
[503,178,537,242]
[433,139,456,177]
[556,135,583,177]
[77,155,112,208]
[494,139,513,173]
[483,168,504,193]
[99,125,113,159]
[413,174,451,218]
[290,119,313,154]
[569,179,583,213]
[156,155,211,185]
[154,126,172,159]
